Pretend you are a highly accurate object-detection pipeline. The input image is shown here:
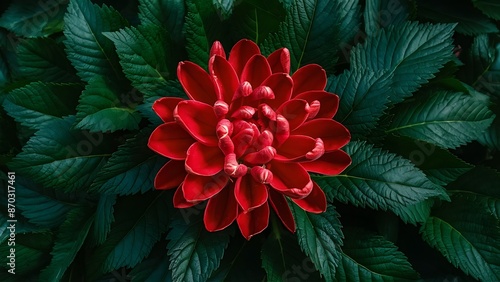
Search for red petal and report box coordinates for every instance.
[240,54,272,87]
[237,202,270,240]
[182,172,229,201]
[260,73,293,109]
[277,99,309,130]
[291,64,327,97]
[235,174,268,211]
[154,160,186,190]
[293,119,350,151]
[210,41,226,59]
[301,150,351,175]
[294,91,339,119]
[275,135,316,162]
[209,55,239,104]
[228,39,261,78]
[152,97,184,122]
[267,48,290,74]
[148,122,195,160]
[185,142,224,176]
[204,184,238,231]
[268,161,313,199]
[173,186,200,208]
[175,100,218,146]
[178,61,218,104]
[291,182,327,213]
[268,189,295,232]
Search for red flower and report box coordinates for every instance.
[148,39,351,239]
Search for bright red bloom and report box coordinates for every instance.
[149,39,351,239]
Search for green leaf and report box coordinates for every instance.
[326,68,392,137]
[478,114,500,150]
[314,141,447,224]
[290,204,343,281]
[75,77,142,132]
[104,25,173,96]
[0,0,67,37]
[350,21,455,104]
[384,135,473,186]
[16,38,78,83]
[90,127,166,195]
[129,254,172,282]
[3,82,82,130]
[64,0,128,82]
[473,0,500,20]
[89,191,170,278]
[92,194,116,245]
[39,207,95,281]
[138,0,185,40]
[167,210,231,282]
[262,0,358,72]
[417,0,498,35]
[336,227,419,281]
[9,117,110,192]
[0,232,53,275]
[459,35,496,85]
[420,202,500,280]
[212,0,235,20]
[386,91,495,149]
[185,0,211,69]
[364,0,416,36]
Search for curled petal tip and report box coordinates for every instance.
[251,166,273,184]
[210,41,226,58]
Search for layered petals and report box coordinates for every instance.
[275,135,317,161]
[291,64,327,97]
[235,174,268,211]
[154,160,187,189]
[241,54,272,87]
[210,55,239,104]
[268,161,313,199]
[267,47,291,74]
[204,184,239,231]
[185,142,224,176]
[148,122,195,160]
[237,202,270,240]
[228,39,261,77]
[152,97,184,122]
[173,187,200,208]
[293,119,351,151]
[178,61,218,105]
[277,99,310,130]
[300,150,352,175]
[294,90,339,119]
[268,189,295,232]
[291,182,327,213]
[174,100,218,146]
[182,172,229,201]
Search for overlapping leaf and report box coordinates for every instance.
[364,0,416,36]
[184,0,211,69]
[387,91,495,148]
[212,0,235,20]
[473,0,500,20]
[92,194,116,245]
[130,254,172,282]
[138,0,185,40]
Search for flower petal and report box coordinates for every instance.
[182,172,229,201]
[293,118,350,151]
[204,184,238,231]
[210,41,226,59]
[261,73,293,109]
[154,160,187,190]
[267,47,290,74]
[185,142,224,176]
[268,161,313,199]
[235,174,268,211]
[240,54,272,87]
[209,55,239,104]
[291,182,326,213]
[152,97,184,122]
[277,99,309,130]
[173,186,200,208]
[175,100,218,146]
[237,202,270,240]
[294,90,339,119]
[291,64,327,97]
[268,189,295,232]
[228,39,261,77]
[178,61,219,104]
[300,150,351,175]
[148,122,196,160]
[275,135,316,162]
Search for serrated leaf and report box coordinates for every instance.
[421,202,500,280]
[386,91,495,149]
[89,191,170,278]
[351,21,455,104]
[185,0,211,69]
[75,77,141,132]
[91,127,166,195]
[39,208,94,281]
[129,254,172,282]
[3,82,82,130]
[0,0,67,37]
[417,0,498,35]
[92,194,116,245]
[138,0,185,41]
[0,232,53,275]
[459,35,496,85]
[290,204,343,281]
[364,0,415,36]
[212,0,235,20]
[167,211,231,282]
[336,228,419,281]
[314,141,447,224]
[478,114,500,150]
[473,0,500,20]
[104,25,173,97]
[9,117,110,192]
[16,38,78,82]
[262,0,357,72]
[326,68,392,137]
[64,0,128,82]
